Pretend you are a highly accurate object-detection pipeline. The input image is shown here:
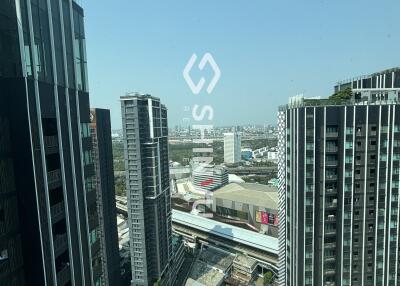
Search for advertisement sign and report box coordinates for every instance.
[256,210,278,226]
[261,212,269,224]
[256,211,262,223]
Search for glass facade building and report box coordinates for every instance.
[278,68,400,286]
[90,108,121,286]
[0,0,99,285]
[121,94,172,286]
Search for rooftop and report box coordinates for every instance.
[213,183,278,210]
[120,92,160,102]
[172,210,279,255]
[233,254,257,269]
[186,247,234,286]
[336,67,400,86]
[186,261,225,286]
[279,95,400,111]
[198,247,235,272]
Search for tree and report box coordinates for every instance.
[329,87,352,100]
[263,270,273,285]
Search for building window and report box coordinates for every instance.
[81,123,90,138]
[346,127,353,135]
[216,206,248,220]
[83,150,93,165]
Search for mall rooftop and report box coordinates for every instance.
[213,183,278,210]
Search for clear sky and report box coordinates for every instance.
[83,0,399,129]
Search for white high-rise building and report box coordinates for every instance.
[224,132,242,163]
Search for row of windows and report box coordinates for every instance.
[19,0,88,90]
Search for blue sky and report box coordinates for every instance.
[84,0,399,129]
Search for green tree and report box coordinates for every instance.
[329,87,352,100]
[263,270,273,285]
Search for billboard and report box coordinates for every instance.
[256,210,278,225]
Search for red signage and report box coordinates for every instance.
[256,211,278,226]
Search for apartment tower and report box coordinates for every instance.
[224,132,242,164]
[278,68,400,286]
[121,94,172,286]
[0,0,101,285]
[90,109,121,285]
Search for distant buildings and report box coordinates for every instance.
[121,94,172,286]
[267,151,278,163]
[192,164,229,192]
[224,132,242,163]
[90,109,121,285]
[0,0,99,285]
[241,148,253,160]
[278,68,400,286]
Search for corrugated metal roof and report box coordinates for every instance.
[172,210,278,255]
[212,183,278,210]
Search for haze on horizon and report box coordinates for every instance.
[84,0,400,129]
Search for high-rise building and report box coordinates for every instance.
[224,132,242,164]
[90,109,121,285]
[278,68,400,286]
[121,93,172,286]
[0,0,102,285]
[192,165,229,192]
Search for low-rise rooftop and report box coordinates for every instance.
[198,247,235,272]
[213,183,277,210]
[233,254,257,270]
[185,261,225,286]
[172,210,279,255]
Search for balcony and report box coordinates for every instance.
[325,229,337,236]
[326,147,338,153]
[88,212,99,231]
[53,233,68,257]
[325,201,337,209]
[325,174,337,181]
[91,238,101,255]
[325,256,336,263]
[324,242,336,249]
[57,264,71,286]
[92,263,103,280]
[86,188,97,205]
[44,136,58,154]
[326,131,339,138]
[326,215,336,222]
[324,268,336,276]
[48,169,62,189]
[325,188,337,195]
[51,202,65,224]
[326,160,338,167]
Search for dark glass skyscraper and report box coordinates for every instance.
[121,94,172,286]
[90,108,121,286]
[278,68,400,286]
[0,0,99,285]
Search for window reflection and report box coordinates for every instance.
[73,8,88,91]
[50,0,65,86]
[0,1,23,78]
[31,1,53,83]
[62,0,75,88]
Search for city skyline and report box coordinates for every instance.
[84,1,400,129]
[2,1,400,286]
